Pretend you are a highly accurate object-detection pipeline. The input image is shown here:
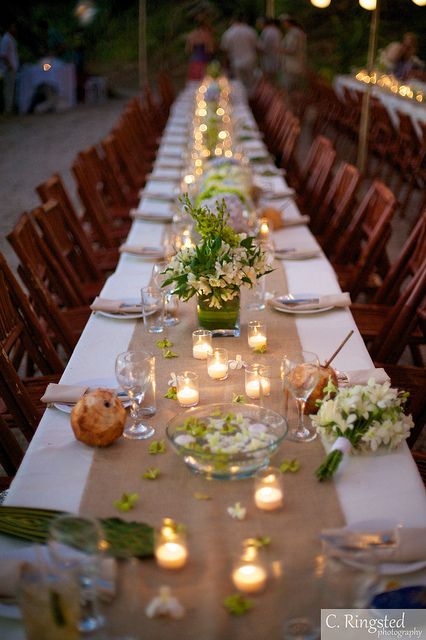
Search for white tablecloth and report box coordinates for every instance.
[334,74,426,139]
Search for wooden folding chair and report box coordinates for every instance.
[286,135,334,194]
[296,143,336,215]
[311,162,361,238]
[0,414,26,487]
[32,200,106,304]
[36,174,119,272]
[7,215,89,357]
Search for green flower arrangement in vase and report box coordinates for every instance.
[162,195,273,332]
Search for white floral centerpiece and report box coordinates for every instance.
[163,196,272,330]
[312,379,414,481]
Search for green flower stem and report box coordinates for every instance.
[315,450,343,481]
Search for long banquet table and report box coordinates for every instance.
[1,81,426,639]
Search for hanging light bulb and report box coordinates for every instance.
[359,0,377,9]
[411,0,426,5]
[310,0,331,6]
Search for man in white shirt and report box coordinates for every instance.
[281,17,307,93]
[221,14,259,96]
[0,21,19,114]
[260,18,282,83]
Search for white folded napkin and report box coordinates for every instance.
[155,158,184,170]
[0,546,116,603]
[275,247,321,260]
[41,383,88,404]
[90,297,142,314]
[342,368,390,385]
[119,244,164,259]
[130,210,174,223]
[282,215,310,227]
[273,292,351,311]
[146,174,180,184]
[321,527,426,564]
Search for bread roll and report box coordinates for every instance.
[71,389,126,446]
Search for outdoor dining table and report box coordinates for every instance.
[1,81,425,640]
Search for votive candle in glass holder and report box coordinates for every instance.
[207,348,228,380]
[248,320,267,351]
[155,518,188,570]
[176,371,199,407]
[245,364,271,400]
[258,217,272,243]
[254,467,284,511]
[232,541,267,594]
[192,329,213,360]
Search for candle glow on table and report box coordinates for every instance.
[193,343,212,359]
[248,320,267,351]
[254,468,284,511]
[176,371,199,407]
[245,377,271,400]
[207,348,228,380]
[248,334,267,349]
[156,541,188,569]
[192,330,213,360]
[177,386,199,407]
[232,564,267,593]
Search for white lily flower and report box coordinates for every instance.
[227,502,246,520]
[145,586,185,619]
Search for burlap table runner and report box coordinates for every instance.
[79,263,345,639]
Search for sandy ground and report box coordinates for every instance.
[0,90,137,270]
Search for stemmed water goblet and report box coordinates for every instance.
[281,350,319,443]
[115,350,155,440]
[48,514,106,634]
[151,262,179,326]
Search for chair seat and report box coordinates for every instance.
[351,304,423,341]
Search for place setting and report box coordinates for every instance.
[270,292,351,315]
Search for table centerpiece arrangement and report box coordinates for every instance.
[313,378,414,480]
[162,195,273,333]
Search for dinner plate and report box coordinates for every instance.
[272,293,334,315]
[340,519,426,576]
[275,249,321,261]
[54,378,130,414]
[97,298,144,320]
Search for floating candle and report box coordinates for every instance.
[245,377,271,400]
[232,564,267,593]
[156,542,188,570]
[254,486,283,511]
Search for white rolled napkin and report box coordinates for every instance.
[41,383,88,404]
[321,527,426,564]
[275,247,321,260]
[0,546,116,602]
[90,297,142,314]
[119,244,164,259]
[273,292,351,311]
[343,368,390,385]
[130,209,174,223]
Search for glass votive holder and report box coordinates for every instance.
[254,466,284,511]
[248,320,267,351]
[207,348,228,380]
[258,217,273,243]
[176,371,199,407]
[231,540,267,594]
[154,518,188,570]
[192,329,213,360]
[245,364,271,400]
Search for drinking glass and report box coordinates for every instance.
[281,350,319,443]
[48,515,106,634]
[141,285,164,333]
[115,350,155,439]
[151,262,179,326]
[245,276,266,311]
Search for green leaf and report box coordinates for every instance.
[279,459,301,474]
[232,394,246,404]
[0,506,154,558]
[193,492,212,501]
[223,593,254,616]
[113,493,139,512]
[156,338,173,349]
[164,386,177,400]
[163,349,178,359]
[149,440,166,455]
[142,467,160,480]
[253,344,267,354]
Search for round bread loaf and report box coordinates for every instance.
[71,389,126,446]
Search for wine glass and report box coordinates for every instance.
[48,515,106,634]
[281,350,319,443]
[115,351,155,440]
[151,262,179,326]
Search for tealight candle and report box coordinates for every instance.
[207,348,228,380]
[176,371,199,407]
[254,467,284,511]
[192,329,213,360]
[245,364,271,400]
[248,320,267,351]
[232,542,267,593]
[155,518,188,570]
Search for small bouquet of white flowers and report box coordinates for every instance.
[312,379,413,481]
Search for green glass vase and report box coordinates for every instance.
[196,294,240,336]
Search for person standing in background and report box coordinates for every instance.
[221,14,259,96]
[186,15,215,81]
[280,16,307,94]
[260,17,282,84]
[0,19,19,114]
